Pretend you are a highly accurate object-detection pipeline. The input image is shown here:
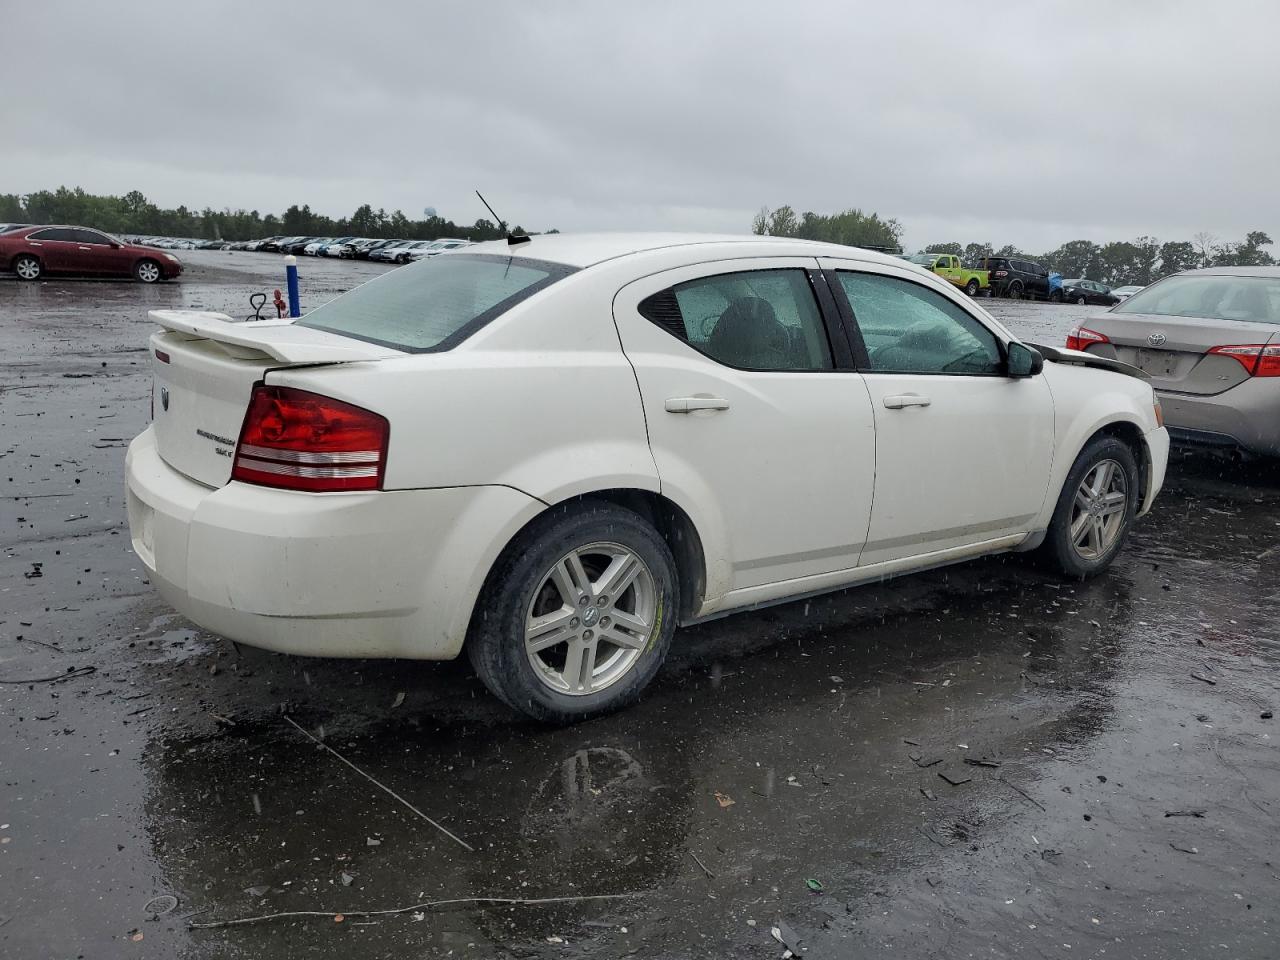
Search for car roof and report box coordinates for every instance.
[459,232,909,269]
[1177,266,1280,278]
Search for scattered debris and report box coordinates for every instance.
[963,757,1002,768]
[1164,810,1206,818]
[243,886,270,898]
[804,878,823,894]
[938,772,972,787]
[340,873,355,887]
[188,893,645,930]
[714,791,735,808]
[283,715,473,852]
[0,665,96,685]
[390,691,406,709]
[1169,842,1199,855]
[1190,672,1217,686]
[366,837,382,847]
[689,850,715,879]
[144,895,178,917]
[770,920,804,957]
[1262,711,1273,720]
[920,788,936,802]
[998,778,1046,811]
[903,738,920,746]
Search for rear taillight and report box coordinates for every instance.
[1066,326,1110,352]
[231,385,389,492]
[1207,344,1280,378]
[994,270,1008,278]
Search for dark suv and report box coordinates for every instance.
[980,256,1058,300]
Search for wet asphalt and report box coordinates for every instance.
[1,251,1277,959]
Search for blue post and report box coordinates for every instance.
[285,255,301,318]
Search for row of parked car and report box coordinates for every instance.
[902,252,1144,304]
[123,234,474,264]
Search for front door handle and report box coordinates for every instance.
[883,394,932,409]
[665,397,730,414]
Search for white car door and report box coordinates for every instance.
[819,259,1055,566]
[613,259,876,606]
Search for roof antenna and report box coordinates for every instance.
[476,190,530,246]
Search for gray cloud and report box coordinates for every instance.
[5,0,1276,251]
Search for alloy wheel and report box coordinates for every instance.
[1069,459,1128,560]
[15,257,40,280]
[524,542,657,695]
[137,261,161,283]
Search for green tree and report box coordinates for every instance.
[1044,240,1102,280]
[1157,240,1197,277]
[923,242,963,255]
[963,242,993,265]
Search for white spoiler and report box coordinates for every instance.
[148,310,403,364]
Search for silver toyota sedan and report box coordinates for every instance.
[1066,267,1279,457]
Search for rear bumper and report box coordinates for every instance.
[1157,381,1280,457]
[125,427,544,659]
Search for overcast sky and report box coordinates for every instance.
[5,1,1277,252]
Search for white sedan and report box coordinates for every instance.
[126,234,1169,721]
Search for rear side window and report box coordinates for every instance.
[638,269,833,371]
[29,228,76,241]
[298,253,577,352]
[837,272,1003,375]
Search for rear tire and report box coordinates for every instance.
[467,501,679,723]
[1050,290,1063,303]
[134,259,162,283]
[13,254,41,281]
[1007,281,1024,299]
[1038,436,1140,579]
[1076,295,1087,304]
[965,278,980,296]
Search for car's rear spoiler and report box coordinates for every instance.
[148,310,402,363]
[1027,342,1151,381]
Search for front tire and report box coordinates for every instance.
[1039,436,1139,578]
[134,259,162,283]
[1076,295,1087,305]
[467,502,679,723]
[13,254,42,281]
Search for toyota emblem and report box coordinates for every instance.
[1147,332,1167,346]
[160,386,170,411]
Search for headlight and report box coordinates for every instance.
[164,254,180,262]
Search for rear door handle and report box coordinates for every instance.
[78,246,91,250]
[883,394,932,409]
[665,397,730,414]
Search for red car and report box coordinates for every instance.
[1,225,183,283]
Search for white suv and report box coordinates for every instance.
[126,234,1169,721]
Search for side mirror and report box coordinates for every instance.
[1006,341,1044,378]
[110,242,121,249]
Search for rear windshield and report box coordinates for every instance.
[1114,274,1280,324]
[298,253,577,352]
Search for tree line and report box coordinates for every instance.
[0,186,549,243]
[751,203,1274,287]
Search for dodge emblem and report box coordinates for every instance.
[1147,332,1167,346]
[160,386,170,411]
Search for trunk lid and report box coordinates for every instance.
[147,310,400,487]
[1085,312,1279,395]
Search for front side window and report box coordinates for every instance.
[837,272,1003,375]
[1113,274,1280,324]
[298,253,577,352]
[75,229,115,245]
[638,269,833,371]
